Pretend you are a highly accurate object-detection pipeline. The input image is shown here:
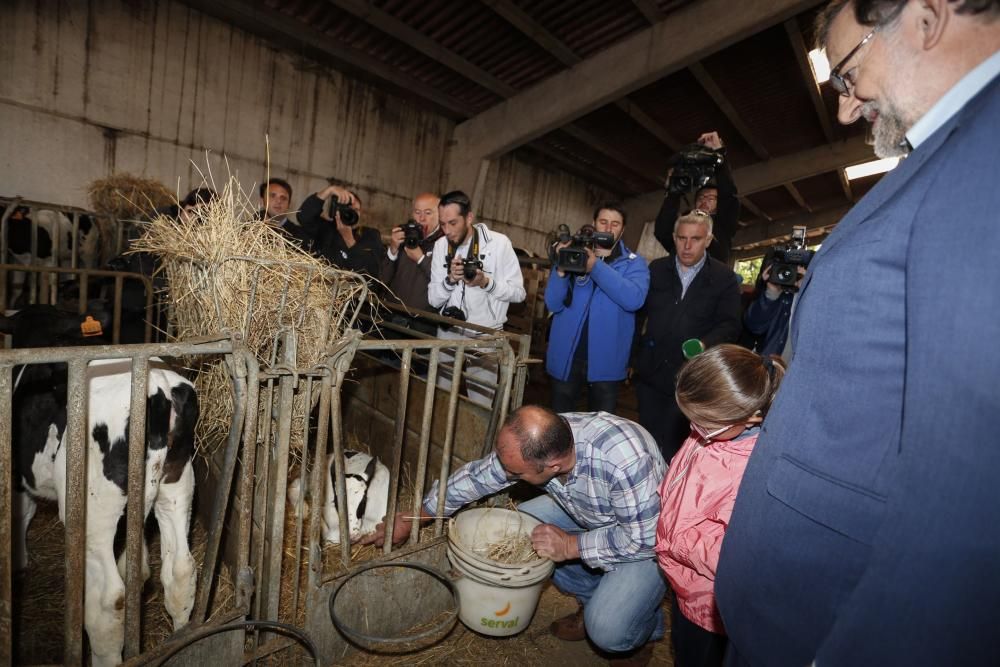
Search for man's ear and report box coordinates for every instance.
[917,0,949,51]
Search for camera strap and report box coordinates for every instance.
[447,226,480,263]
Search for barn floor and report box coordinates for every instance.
[340,582,675,666]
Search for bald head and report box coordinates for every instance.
[500,405,574,465]
[412,192,440,234]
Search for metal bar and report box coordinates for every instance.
[0,339,234,365]
[329,360,351,564]
[409,347,439,546]
[112,275,124,344]
[235,354,260,612]
[251,377,276,625]
[306,369,333,593]
[382,347,412,554]
[261,338,296,624]
[289,375,314,619]
[63,358,89,665]
[123,356,149,659]
[434,346,465,537]
[0,365,12,665]
[194,351,249,623]
[0,199,16,310]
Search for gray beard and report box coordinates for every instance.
[862,90,913,159]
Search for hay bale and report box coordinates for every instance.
[129,173,369,457]
[87,173,174,220]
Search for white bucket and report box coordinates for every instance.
[447,508,554,637]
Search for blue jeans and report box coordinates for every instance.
[519,495,666,653]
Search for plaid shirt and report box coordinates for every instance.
[424,412,666,570]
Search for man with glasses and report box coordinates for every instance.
[653,131,741,264]
[545,202,649,415]
[633,210,742,461]
[715,1,1000,665]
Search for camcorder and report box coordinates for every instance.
[401,220,423,248]
[330,193,359,226]
[666,143,725,196]
[769,225,814,289]
[550,224,615,275]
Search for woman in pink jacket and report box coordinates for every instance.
[655,344,786,667]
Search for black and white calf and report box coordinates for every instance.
[5,305,199,667]
[287,450,390,545]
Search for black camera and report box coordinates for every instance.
[462,258,483,281]
[401,220,423,248]
[769,226,814,289]
[444,254,484,282]
[551,224,615,274]
[439,305,467,331]
[331,194,359,227]
[666,143,725,196]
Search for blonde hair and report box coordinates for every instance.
[674,209,714,236]
[675,344,786,429]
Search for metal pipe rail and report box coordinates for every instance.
[0,337,246,665]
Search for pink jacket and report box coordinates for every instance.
[655,429,759,634]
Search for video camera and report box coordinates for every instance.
[666,143,725,196]
[400,220,423,248]
[769,226,814,289]
[551,224,615,275]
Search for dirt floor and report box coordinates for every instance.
[337,581,674,667]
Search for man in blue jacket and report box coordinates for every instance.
[545,202,649,414]
[716,1,1000,665]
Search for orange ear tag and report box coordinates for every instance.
[81,316,104,337]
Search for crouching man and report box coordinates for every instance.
[362,405,667,666]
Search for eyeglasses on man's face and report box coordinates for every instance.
[829,26,878,96]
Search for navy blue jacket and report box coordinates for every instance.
[544,241,649,382]
[717,75,1000,666]
[743,288,794,357]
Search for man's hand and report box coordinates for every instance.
[468,269,489,289]
[698,131,724,150]
[359,512,417,547]
[584,246,599,274]
[552,240,571,277]
[448,254,466,284]
[531,524,579,562]
[335,212,356,248]
[403,245,425,262]
[389,226,405,254]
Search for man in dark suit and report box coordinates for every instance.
[633,210,741,460]
[716,1,1000,665]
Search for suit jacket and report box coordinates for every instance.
[634,256,741,394]
[716,75,1000,666]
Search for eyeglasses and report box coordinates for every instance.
[829,27,878,96]
[691,422,731,442]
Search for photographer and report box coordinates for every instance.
[379,192,443,317]
[297,182,383,277]
[654,131,740,265]
[545,202,649,414]
[744,232,811,358]
[428,190,525,407]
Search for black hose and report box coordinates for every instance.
[147,619,320,667]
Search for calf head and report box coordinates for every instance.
[0,304,112,348]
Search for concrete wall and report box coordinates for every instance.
[0,0,607,256]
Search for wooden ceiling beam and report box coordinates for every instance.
[732,203,851,250]
[631,0,668,24]
[689,61,771,161]
[740,197,773,222]
[178,0,476,117]
[481,0,682,153]
[784,18,836,143]
[784,183,812,212]
[559,126,663,190]
[328,0,517,97]
[838,169,855,202]
[451,0,820,163]
[734,134,873,194]
[524,143,632,196]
